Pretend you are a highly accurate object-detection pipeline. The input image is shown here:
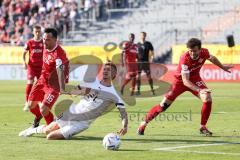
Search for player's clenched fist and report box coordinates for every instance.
[118,127,128,136]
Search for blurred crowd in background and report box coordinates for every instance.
[0,0,144,46]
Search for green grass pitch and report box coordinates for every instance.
[0,81,239,160]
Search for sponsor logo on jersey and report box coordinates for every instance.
[43,55,53,65]
[32,49,43,53]
[130,49,137,53]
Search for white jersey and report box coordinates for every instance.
[59,79,125,122]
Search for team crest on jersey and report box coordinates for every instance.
[181,64,188,71]
[198,58,204,63]
[48,55,53,61]
[43,54,53,65]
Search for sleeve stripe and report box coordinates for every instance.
[181,70,190,74]
[115,103,124,106]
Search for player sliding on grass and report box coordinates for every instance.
[19,62,128,140]
[137,38,233,136]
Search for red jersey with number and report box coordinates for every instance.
[123,42,137,63]
[174,48,210,81]
[24,39,43,67]
[39,45,69,90]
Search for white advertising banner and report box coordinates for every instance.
[0,65,87,81]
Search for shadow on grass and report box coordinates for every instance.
[71,135,240,144]
[117,149,147,151]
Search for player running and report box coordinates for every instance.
[136,32,155,95]
[19,63,128,140]
[22,25,43,111]
[120,33,138,96]
[19,28,69,131]
[137,38,233,136]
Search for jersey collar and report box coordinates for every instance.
[33,38,42,42]
[46,44,58,52]
[187,51,200,60]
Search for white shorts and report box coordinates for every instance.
[56,119,92,139]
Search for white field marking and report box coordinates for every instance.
[154,142,240,156]
[216,112,227,114]
[154,143,226,151]
[160,149,240,156]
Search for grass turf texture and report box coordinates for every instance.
[0,81,239,160]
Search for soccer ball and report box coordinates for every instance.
[102,133,121,150]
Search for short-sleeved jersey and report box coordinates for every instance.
[39,45,69,89]
[24,39,43,67]
[123,42,137,63]
[60,79,125,122]
[175,48,210,81]
[137,41,154,62]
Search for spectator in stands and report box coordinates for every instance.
[0,0,77,45]
[94,0,105,21]
[0,0,143,45]
[0,30,10,43]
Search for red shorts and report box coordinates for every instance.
[27,66,42,80]
[126,62,137,78]
[28,81,59,108]
[165,77,208,101]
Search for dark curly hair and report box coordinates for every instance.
[187,38,201,49]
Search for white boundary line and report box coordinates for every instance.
[153,143,240,156]
[161,149,240,156]
[154,143,226,151]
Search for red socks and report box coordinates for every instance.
[43,112,54,125]
[30,105,42,119]
[201,101,212,126]
[145,104,163,123]
[144,102,212,127]
[123,78,131,87]
[25,84,33,101]
[30,105,54,125]
[131,78,136,93]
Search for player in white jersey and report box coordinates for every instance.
[19,62,128,140]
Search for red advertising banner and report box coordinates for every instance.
[161,64,240,83]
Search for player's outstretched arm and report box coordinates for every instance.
[149,50,154,62]
[56,59,66,94]
[208,55,234,73]
[149,43,154,63]
[22,49,28,70]
[117,107,128,136]
[182,72,211,94]
[182,72,201,92]
[67,85,89,96]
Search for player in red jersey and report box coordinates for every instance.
[137,38,233,136]
[22,25,43,111]
[120,33,138,96]
[19,28,69,133]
